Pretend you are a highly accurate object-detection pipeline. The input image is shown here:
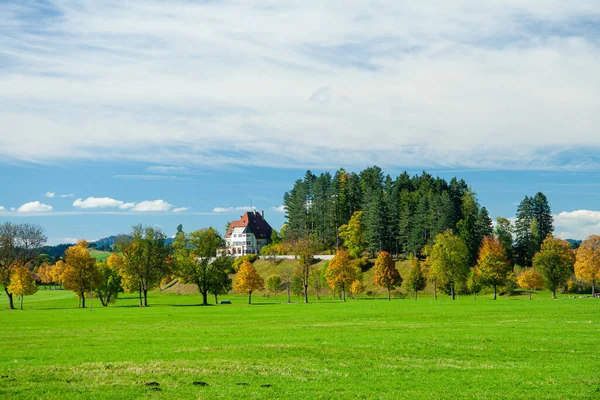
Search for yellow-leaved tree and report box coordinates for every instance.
[533,235,575,299]
[517,268,544,299]
[349,279,365,301]
[8,265,37,310]
[574,235,600,296]
[338,211,367,258]
[36,262,53,290]
[51,260,66,289]
[373,251,402,301]
[325,248,358,302]
[234,260,264,304]
[61,240,102,308]
[476,236,511,300]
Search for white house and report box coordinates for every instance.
[224,210,273,256]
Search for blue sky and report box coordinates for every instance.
[1,1,600,243]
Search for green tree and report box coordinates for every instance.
[339,211,367,258]
[116,225,170,307]
[429,230,470,300]
[209,256,233,304]
[266,274,282,300]
[533,235,575,299]
[495,217,514,263]
[294,236,315,303]
[95,260,122,307]
[173,227,225,305]
[291,272,304,300]
[405,257,427,299]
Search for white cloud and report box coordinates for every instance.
[271,205,286,213]
[213,207,233,213]
[554,210,600,240]
[172,207,189,213]
[114,174,185,180]
[45,191,56,198]
[60,193,75,198]
[147,166,189,174]
[17,201,53,213]
[1,2,599,170]
[73,197,125,209]
[0,206,5,212]
[73,197,172,212]
[131,200,172,212]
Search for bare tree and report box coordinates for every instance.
[0,223,47,309]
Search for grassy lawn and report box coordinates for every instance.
[0,289,599,399]
[88,249,112,263]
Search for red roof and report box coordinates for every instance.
[225,211,273,240]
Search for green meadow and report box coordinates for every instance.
[1,287,599,399]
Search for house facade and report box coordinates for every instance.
[224,210,273,256]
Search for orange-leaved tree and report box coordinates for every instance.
[51,260,66,289]
[61,240,102,308]
[36,262,53,290]
[374,251,402,300]
[325,248,358,302]
[476,236,512,300]
[8,264,37,310]
[574,235,600,296]
[517,268,544,299]
[234,260,264,304]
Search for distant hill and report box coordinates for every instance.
[566,239,582,249]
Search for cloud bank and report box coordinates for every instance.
[17,201,53,213]
[73,197,173,212]
[1,1,599,170]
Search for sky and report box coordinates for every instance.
[1,1,600,244]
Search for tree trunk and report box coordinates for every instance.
[202,290,208,306]
[451,285,455,300]
[529,289,532,300]
[81,292,86,308]
[387,287,391,301]
[143,290,148,307]
[248,290,252,305]
[4,287,15,310]
[593,281,596,297]
[433,282,437,300]
[493,285,497,300]
[19,296,23,310]
[342,289,346,302]
[415,290,418,300]
[214,294,218,304]
[304,284,309,304]
[552,287,557,299]
[287,288,291,303]
[139,286,143,306]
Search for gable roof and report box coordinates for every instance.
[225,211,273,240]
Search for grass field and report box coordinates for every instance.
[1,287,599,399]
[88,249,112,263]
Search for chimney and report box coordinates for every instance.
[261,210,264,218]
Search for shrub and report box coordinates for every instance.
[233,254,258,270]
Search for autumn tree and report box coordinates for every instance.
[8,265,37,310]
[350,279,365,300]
[373,251,402,300]
[116,225,170,307]
[405,257,427,299]
[266,274,282,300]
[533,235,575,299]
[95,260,122,307]
[234,260,264,304]
[339,211,367,258]
[36,263,53,290]
[574,235,600,296]
[62,241,102,308]
[429,230,470,300]
[495,217,514,263]
[476,236,511,300]
[0,223,46,309]
[517,268,544,299]
[280,265,294,303]
[325,248,358,301]
[51,260,66,289]
[173,227,226,305]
